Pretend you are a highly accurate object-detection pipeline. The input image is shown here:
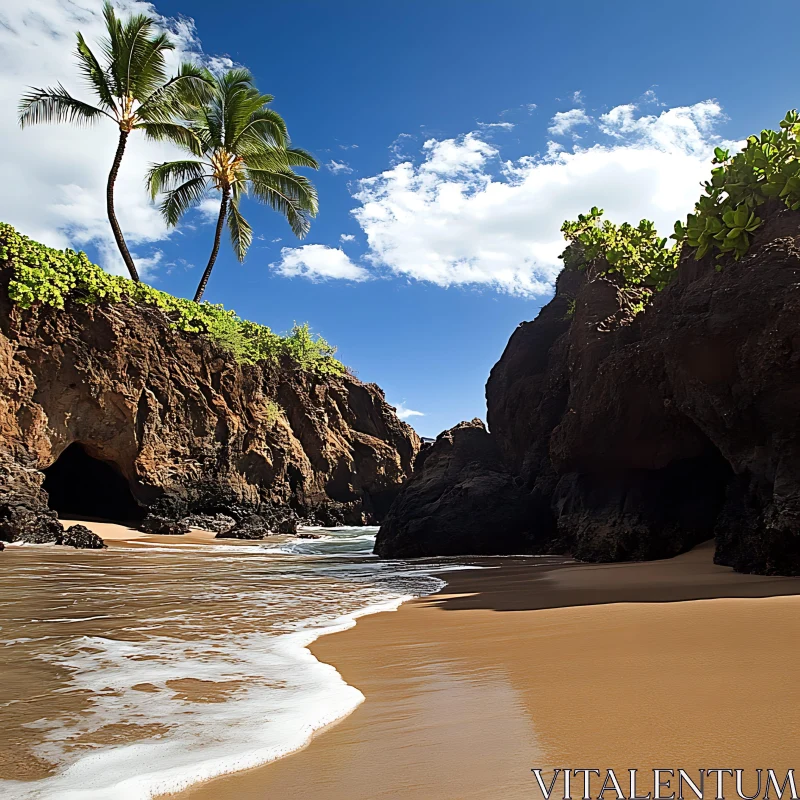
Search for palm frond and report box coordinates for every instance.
[220,68,255,92]
[100,2,123,96]
[136,63,214,123]
[247,169,318,238]
[146,160,207,199]
[284,147,319,169]
[232,106,288,151]
[158,176,208,226]
[75,33,116,109]
[18,85,109,128]
[227,197,253,261]
[129,30,173,99]
[138,122,205,156]
[244,147,319,172]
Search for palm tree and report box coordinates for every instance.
[146,69,319,302]
[18,2,209,282]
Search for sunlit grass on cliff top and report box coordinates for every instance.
[0,222,345,375]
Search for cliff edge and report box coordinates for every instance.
[0,241,419,543]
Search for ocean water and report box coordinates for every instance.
[0,527,461,799]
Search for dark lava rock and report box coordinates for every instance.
[181,513,236,534]
[296,532,322,540]
[57,524,107,549]
[218,508,299,540]
[139,514,190,536]
[377,206,800,575]
[0,504,64,544]
[0,541,4,551]
[375,420,534,558]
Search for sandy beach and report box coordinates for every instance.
[173,542,800,800]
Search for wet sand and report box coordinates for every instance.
[176,542,800,800]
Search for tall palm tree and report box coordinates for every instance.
[18,2,209,282]
[146,69,319,302]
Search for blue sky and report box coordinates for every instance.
[2,1,800,437]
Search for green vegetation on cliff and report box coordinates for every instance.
[0,223,345,375]
[561,207,680,291]
[675,110,800,262]
[561,110,800,314]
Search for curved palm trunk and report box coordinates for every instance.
[107,130,139,283]
[194,187,230,303]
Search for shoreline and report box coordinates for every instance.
[173,541,800,800]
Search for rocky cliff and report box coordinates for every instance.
[376,206,800,575]
[0,261,419,544]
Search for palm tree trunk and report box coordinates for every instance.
[194,187,230,303]
[107,130,139,282]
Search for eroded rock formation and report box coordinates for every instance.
[377,206,800,575]
[0,262,419,545]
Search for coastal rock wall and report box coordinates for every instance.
[0,265,419,536]
[377,207,800,575]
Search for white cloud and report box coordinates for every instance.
[477,121,515,130]
[548,108,592,137]
[336,99,726,297]
[271,245,370,282]
[340,233,355,242]
[571,90,585,104]
[339,143,359,150]
[389,132,415,162]
[326,160,353,174]
[0,0,212,278]
[393,402,424,420]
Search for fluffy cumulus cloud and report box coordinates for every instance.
[271,244,370,282]
[548,108,592,136]
[276,100,725,296]
[0,0,209,277]
[276,98,727,296]
[293,98,721,297]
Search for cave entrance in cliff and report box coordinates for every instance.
[43,443,145,522]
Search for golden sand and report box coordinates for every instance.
[176,542,800,800]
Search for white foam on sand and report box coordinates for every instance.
[0,527,451,799]
[0,596,419,800]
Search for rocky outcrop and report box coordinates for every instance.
[0,261,419,542]
[375,419,534,558]
[377,206,800,575]
[59,524,106,549]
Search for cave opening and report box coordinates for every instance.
[43,443,144,522]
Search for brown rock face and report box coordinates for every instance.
[377,207,800,575]
[0,265,419,535]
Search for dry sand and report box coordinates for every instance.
[173,542,800,800]
[61,517,263,547]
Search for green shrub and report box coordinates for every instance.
[0,223,345,375]
[673,110,800,263]
[263,399,282,426]
[561,207,680,293]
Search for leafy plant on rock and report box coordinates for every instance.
[673,110,800,263]
[561,207,680,293]
[0,223,344,375]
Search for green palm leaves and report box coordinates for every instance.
[146,69,319,302]
[18,2,210,282]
